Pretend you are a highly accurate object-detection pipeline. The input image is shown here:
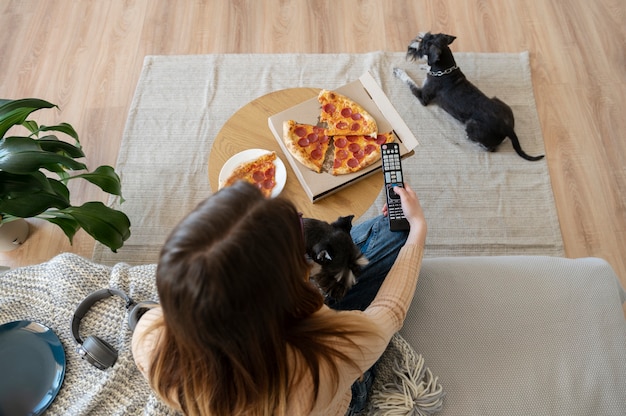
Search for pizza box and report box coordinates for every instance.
[268,72,419,202]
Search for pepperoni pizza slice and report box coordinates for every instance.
[282,120,330,173]
[318,90,378,137]
[222,151,277,197]
[331,132,395,175]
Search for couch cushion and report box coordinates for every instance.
[400,256,626,416]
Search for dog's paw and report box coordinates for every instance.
[392,67,406,79]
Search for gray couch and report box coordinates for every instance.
[401,256,626,416]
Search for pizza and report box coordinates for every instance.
[281,89,397,175]
[221,151,277,197]
[318,89,378,136]
[282,120,330,173]
[332,133,395,175]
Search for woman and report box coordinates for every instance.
[132,180,427,415]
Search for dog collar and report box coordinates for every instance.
[428,65,459,76]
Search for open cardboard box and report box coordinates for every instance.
[268,72,419,202]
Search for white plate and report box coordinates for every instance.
[218,149,287,198]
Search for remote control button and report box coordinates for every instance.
[387,184,401,200]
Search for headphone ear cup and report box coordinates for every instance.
[80,335,118,370]
[128,301,159,332]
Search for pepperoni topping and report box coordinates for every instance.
[252,171,265,182]
[335,121,348,130]
[307,132,319,143]
[348,143,361,153]
[313,126,326,134]
[311,147,323,160]
[334,137,348,148]
[364,144,376,154]
[323,103,336,114]
[262,179,274,189]
[333,159,342,168]
[265,167,275,177]
[341,107,352,117]
[347,158,360,168]
[294,126,307,137]
[320,135,329,143]
[336,149,349,160]
[346,135,359,142]
[351,113,362,120]
[298,137,309,147]
[353,150,365,160]
[375,135,388,145]
[351,123,361,131]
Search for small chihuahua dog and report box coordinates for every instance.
[393,32,544,161]
[302,215,368,301]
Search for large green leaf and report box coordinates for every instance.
[0,189,70,217]
[0,170,52,194]
[36,136,85,158]
[59,202,131,252]
[22,120,39,134]
[70,165,123,198]
[0,136,86,174]
[39,123,79,142]
[0,172,71,217]
[0,98,56,138]
[45,216,81,244]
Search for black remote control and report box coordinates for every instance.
[381,142,410,231]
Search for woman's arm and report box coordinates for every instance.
[345,184,427,370]
[367,184,427,332]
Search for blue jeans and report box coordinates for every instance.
[326,215,409,414]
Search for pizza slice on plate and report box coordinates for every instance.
[331,132,395,175]
[318,90,378,137]
[282,120,330,173]
[221,151,277,198]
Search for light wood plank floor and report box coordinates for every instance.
[1,0,625,289]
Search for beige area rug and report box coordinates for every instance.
[93,52,563,265]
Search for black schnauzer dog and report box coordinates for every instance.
[302,215,368,301]
[393,32,544,161]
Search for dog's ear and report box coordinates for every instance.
[332,215,355,233]
[443,34,457,45]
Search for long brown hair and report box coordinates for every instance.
[148,181,374,415]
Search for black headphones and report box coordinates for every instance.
[70,288,157,370]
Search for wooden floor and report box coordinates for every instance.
[1,0,625,289]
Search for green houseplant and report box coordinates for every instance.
[0,98,130,252]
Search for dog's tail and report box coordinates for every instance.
[508,130,545,161]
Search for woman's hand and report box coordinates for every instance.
[382,183,427,245]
